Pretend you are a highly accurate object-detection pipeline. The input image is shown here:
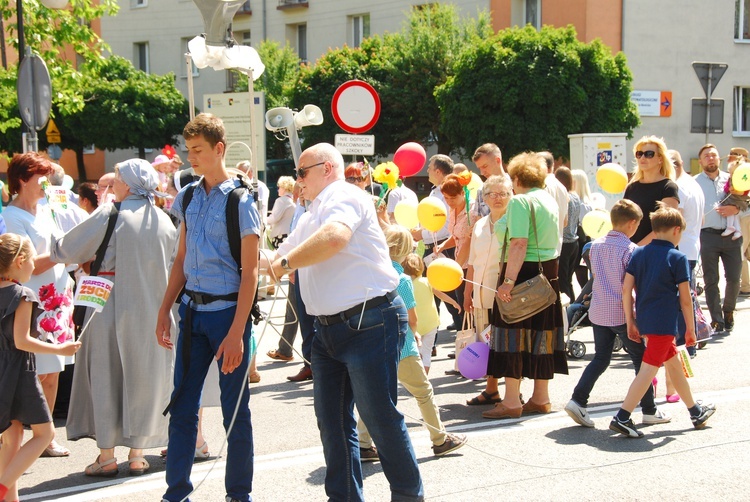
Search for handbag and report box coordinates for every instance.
[693,295,712,342]
[495,203,557,324]
[453,313,477,371]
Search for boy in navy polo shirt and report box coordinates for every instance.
[610,203,716,438]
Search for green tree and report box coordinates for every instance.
[231,40,301,160]
[435,25,640,159]
[42,56,189,179]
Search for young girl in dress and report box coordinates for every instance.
[0,234,80,502]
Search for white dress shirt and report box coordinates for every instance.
[676,173,705,261]
[277,180,399,316]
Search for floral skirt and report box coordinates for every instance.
[487,258,568,380]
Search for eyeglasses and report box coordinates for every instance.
[635,150,657,159]
[345,177,363,183]
[296,161,326,179]
[97,184,114,190]
[483,191,512,199]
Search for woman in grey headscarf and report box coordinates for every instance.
[47,159,178,477]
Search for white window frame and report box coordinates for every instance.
[135,42,149,73]
[733,86,750,136]
[352,14,370,48]
[181,37,199,78]
[524,0,541,29]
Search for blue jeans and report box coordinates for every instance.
[312,295,424,502]
[164,303,254,502]
[294,272,315,367]
[571,323,656,414]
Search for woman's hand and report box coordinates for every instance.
[58,341,82,356]
[496,282,513,303]
[627,322,641,342]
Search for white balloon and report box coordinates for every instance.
[62,175,74,190]
[590,192,606,210]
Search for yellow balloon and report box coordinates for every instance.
[426,257,464,292]
[596,163,628,194]
[581,210,613,239]
[467,173,483,200]
[393,201,419,229]
[732,163,750,192]
[417,196,447,232]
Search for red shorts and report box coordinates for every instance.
[642,335,678,367]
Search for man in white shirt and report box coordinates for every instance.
[270,143,423,502]
[539,151,567,254]
[386,183,418,224]
[471,143,506,219]
[668,150,705,280]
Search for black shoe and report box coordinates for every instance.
[446,323,458,331]
[431,346,437,357]
[609,417,643,438]
[691,401,716,429]
[447,351,456,359]
[739,291,750,297]
[360,446,379,462]
[444,369,462,376]
[723,311,734,332]
[710,322,725,335]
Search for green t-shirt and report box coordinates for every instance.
[494,188,559,262]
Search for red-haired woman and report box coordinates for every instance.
[3,152,76,457]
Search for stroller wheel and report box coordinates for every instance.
[613,336,623,352]
[568,341,586,359]
[695,283,704,296]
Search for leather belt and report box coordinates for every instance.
[424,238,447,254]
[184,289,239,305]
[316,290,398,326]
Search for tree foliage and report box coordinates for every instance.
[290,4,491,157]
[435,25,640,159]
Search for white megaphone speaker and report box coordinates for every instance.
[294,105,324,129]
[265,107,295,131]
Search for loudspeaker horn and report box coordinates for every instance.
[265,107,295,131]
[294,104,324,129]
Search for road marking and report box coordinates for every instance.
[25,386,750,501]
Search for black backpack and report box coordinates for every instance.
[181,174,264,324]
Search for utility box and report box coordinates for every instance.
[568,133,628,210]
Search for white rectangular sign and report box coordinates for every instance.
[335,134,375,156]
[631,90,663,117]
[203,92,266,171]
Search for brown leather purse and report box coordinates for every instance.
[496,204,557,324]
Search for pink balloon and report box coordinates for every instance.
[457,342,489,380]
[393,142,427,178]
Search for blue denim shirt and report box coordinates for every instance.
[172,177,262,311]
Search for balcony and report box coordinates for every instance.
[277,0,309,10]
[236,1,251,15]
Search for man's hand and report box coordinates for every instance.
[215,325,245,374]
[716,204,739,217]
[155,309,174,350]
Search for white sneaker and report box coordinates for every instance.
[564,399,595,428]
[642,408,672,425]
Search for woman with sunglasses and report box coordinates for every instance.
[624,136,680,246]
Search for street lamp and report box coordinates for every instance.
[186,0,265,174]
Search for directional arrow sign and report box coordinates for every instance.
[692,62,728,99]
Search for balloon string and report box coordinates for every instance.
[463,278,497,292]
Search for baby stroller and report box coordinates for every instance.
[564,243,623,359]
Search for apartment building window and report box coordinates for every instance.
[235,30,252,46]
[736,0,750,40]
[131,0,147,8]
[297,24,307,62]
[181,38,198,77]
[134,42,149,73]
[352,14,370,47]
[734,86,750,135]
[525,0,540,29]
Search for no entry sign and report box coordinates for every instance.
[331,80,381,134]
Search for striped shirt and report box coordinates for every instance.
[588,230,637,327]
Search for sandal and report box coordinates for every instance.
[128,456,150,476]
[41,440,70,457]
[194,441,210,461]
[466,390,501,406]
[84,456,119,477]
[249,371,261,384]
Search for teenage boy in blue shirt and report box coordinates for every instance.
[156,113,261,501]
[610,202,716,438]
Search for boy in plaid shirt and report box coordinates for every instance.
[565,200,670,428]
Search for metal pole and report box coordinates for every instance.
[17,0,28,151]
[705,65,713,144]
[185,53,195,121]
[246,68,259,175]
[287,124,302,168]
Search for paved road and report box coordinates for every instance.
[17,283,750,501]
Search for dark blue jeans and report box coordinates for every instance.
[312,295,423,502]
[164,303,254,502]
[571,323,656,414]
[294,272,315,368]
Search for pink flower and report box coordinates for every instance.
[39,316,60,334]
[44,295,65,311]
[39,284,56,301]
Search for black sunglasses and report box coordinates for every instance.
[345,176,363,183]
[635,150,657,159]
[296,161,326,179]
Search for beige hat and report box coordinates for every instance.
[729,147,749,158]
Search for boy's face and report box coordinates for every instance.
[185,134,224,175]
